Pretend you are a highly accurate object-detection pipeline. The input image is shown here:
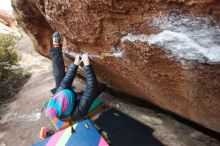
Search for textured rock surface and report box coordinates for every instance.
[0,9,18,35]
[12,0,220,132]
[0,10,16,27]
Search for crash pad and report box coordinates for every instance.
[32,119,109,146]
[94,108,164,146]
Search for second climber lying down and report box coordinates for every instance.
[45,32,105,122]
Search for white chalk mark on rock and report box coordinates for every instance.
[122,15,220,64]
[121,30,220,64]
[0,111,41,124]
[64,49,124,60]
[26,112,41,122]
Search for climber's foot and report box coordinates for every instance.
[52,32,62,47]
[40,127,54,139]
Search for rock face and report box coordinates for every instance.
[0,10,16,27]
[12,0,220,132]
[0,9,18,35]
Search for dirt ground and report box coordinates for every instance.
[0,72,54,146]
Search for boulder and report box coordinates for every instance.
[0,9,18,35]
[0,10,16,27]
[12,0,220,132]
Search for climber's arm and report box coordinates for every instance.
[71,64,98,121]
[56,55,81,93]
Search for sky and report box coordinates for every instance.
[0,0,12,11]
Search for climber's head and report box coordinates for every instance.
[45,89,75,118]
[52,31,62,47]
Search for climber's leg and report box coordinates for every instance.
[50,32,65,94]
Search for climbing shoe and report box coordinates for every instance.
[40,127,54,139]
[52,32,62,47]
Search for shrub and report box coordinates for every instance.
[0,34,18,80]
[0,34,30,102]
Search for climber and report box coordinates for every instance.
[45,32,106,122]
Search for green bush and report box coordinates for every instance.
[0,34,30,101]
[0,34,18,60]
[0,34,18,77]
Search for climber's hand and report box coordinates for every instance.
[82,54,90,66]
[74,54,81,66]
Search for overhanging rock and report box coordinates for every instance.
[12,0,220,132]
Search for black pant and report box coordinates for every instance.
[50,47,65,90]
